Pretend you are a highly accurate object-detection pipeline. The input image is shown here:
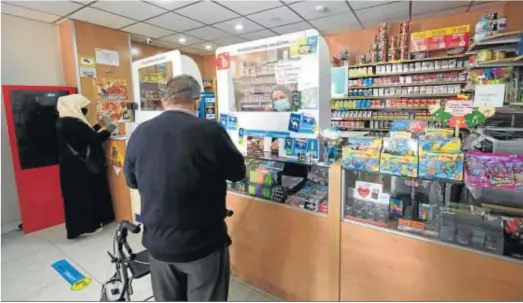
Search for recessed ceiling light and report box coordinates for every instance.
[205,44,213,50]
[316,5,326,12]
[235,24,244,31]
[178,37,186,43]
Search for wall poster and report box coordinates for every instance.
[95,78,130,124]
[110,142,124,175]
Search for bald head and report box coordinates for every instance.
[163,75,201,106]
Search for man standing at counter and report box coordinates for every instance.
[124,75,246,301]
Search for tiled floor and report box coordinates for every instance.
[1,223,281,301]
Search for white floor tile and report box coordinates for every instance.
[245,290,280,301]
[21,278,102,301]
[2,225,283,301]
[228,276,254,301]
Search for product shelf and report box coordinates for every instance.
[332,107,431,110]
[342,218,522,265]
[467,55,523,69]
[349,55,467,68]
[466,30,523,54]
[227,190,328,218]
[227,154,331,216]
[349,67,465,79]
[349,80,467,89]
[333,93,458,100]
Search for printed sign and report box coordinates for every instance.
[95,48,119,66]
[79,56,95,67]
[215,53,230,70]
[445,100,474,115]
[111,144,124,175]
[410,25,470,52]
[275,60,301,85]
[78,56,96,78]
[474,84,506,108]
[51,259,92,291]
[95,78,130,123]
[354,181,387,204]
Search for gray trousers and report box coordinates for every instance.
[149,246,230,301]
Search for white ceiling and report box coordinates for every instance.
[1,0,505,56]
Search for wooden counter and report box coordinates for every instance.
[340,220,523,301]
[225,163,342,301]
[105,138,132,222]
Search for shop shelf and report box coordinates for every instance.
[331,107,431,110]
[332,118,434,122]
[242,152,331,168]
[334,93,459,100]
[340,167,464,184]
[228,190,329,218]
[348,55,467,68]
[348,81,467,89]
[467,30,523,54]
[349,67,465,79]
[467,55,523,69]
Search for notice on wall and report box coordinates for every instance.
[110,143,124,175]
[474,84,506,108]
[78,55,96,78]
[95,78,130,123]
[275,60,301,85]
[95,48,119,66]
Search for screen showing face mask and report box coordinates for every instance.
[9,90,71,170]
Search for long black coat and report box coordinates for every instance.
[56,117,114,239]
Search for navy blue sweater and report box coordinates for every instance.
[124,110,245,262]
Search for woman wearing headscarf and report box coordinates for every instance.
[56,94,115,239]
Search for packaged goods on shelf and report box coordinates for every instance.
[380,135,419,177]
[466,67,513,87]
[418,130,464,181]
[465,152,523,191]
[375,59,465,75]
[474,12,507,42]
[349,66,374,77]
[439,204,505,255]
[342,137,383,173]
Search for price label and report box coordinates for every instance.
[445,100,473,116]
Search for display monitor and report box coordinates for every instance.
[8,89,71,170]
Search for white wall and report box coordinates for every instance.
[1,14,65,233]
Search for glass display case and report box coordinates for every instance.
[341,169,523,261]
[227,153,330,215]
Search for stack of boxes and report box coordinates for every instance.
[474,13,507,42]
[388,36,399,62]
[399,21,411,60]
[439,205,505,255]
[367,21,410,63]
[377,22,388,62]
